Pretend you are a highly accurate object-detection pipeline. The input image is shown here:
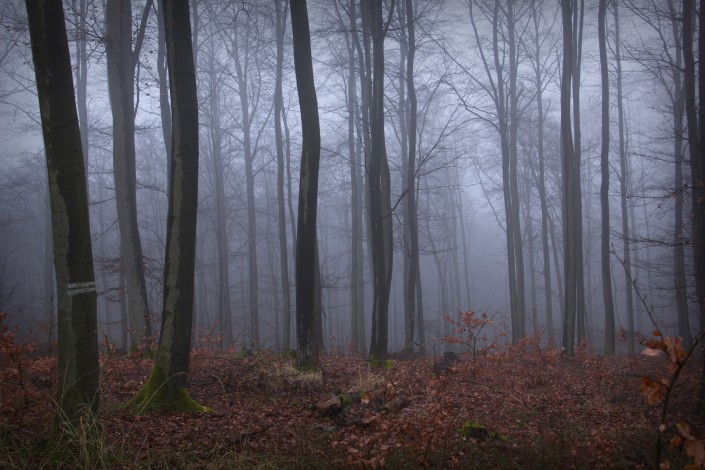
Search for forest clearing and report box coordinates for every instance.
[1,331,702,469]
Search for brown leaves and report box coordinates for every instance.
[640,376,666,405]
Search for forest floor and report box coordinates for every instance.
[1,336,703,469]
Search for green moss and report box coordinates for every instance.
[126,366,209,414]
[281,349,296,359]
[367,357,393,369]
[339,392,364,406]
[459,421,489,440]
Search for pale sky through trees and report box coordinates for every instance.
[0,0,697,355]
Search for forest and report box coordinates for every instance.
[1,0,705,467]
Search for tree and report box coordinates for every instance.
[403,0,421,353]
[363,0,394,361]
[612,0,635,354]
[466,0,526,343]
[560,0,578,356]
[25,0,99,423]
[291,0,321,369]
[526,0,557,342]
[598,0,616,355]
[682,0,705,407]
[571,0,587,343]
[128,0,204,412]
[105,0,153,350]
[204,30,233,349]
[275,0,292,352]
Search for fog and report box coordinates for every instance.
[0,0,693,355]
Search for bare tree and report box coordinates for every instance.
[560,0,578,355]
[26,0,99,423]
[291,0,321,369]
[128,0,203,412]
[598,0,616,354]
[105,0,153,349]
[363,0,394,361]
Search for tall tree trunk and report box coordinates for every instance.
[348,0,368,354]
[232,19,260,347]
[560,0,577,356]
[507,0,525,340]
[363,0,394,361]
[598,0,616,355]
[129,0,204,412]
[291,0,321,369]
[683,0,705,408]
[26,0,99,423]
[613,1,634,354]
[572,0,586,343]
[71,0,89,178]
[337,0,365,354]
[156,0,172,190]
[698,0,705,409]
[530,0,553,343]
[406,0,421,351]
[207,49,232,349]
[397,0,411,351]
[106,0,153,350]
[275,0,292,352]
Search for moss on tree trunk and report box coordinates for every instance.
[127,366,207,414]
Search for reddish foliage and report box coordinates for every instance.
[2,335,703,468]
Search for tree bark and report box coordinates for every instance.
[128,0,203,412]
[613,1,634,354]
[206,46,232,348]
[26,0,99,423]
[598,0,616,355]
[572,0,586,343]
[106,0,153,350]
[560,0,577,356]
[231,17,260,347]
[529,0,554,343]
[274,0,292,353]
[291,0,321,369]
[363,0,394,362]
[405,0,421,352]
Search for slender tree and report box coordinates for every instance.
[105,0,153,349]
[275,0,292,352]
[404,0,421,353]
[612,1,635,354]
[363,0,394,361]
[560,0,577,355]
[26,0,99,423]
[128,0,204,412]
[598,0,616,354]
[291,0,321,369]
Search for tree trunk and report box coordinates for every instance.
[274,0,292,353]
[231,18,260,347]
[613,1,634,354]
[560,0,577,356]
[363,0,394,362]
[530,0,553,343]
[156,0,172,191]
[598,0,616,355]
[106,0,153,350]
[206,49,232,349]
[572,0,586,343]
[291,0,322,370]
[128,0,204,412]
[683,0,705,408]
[507,0,525,340]
[26,0,99,423]
[71,0,89,179]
